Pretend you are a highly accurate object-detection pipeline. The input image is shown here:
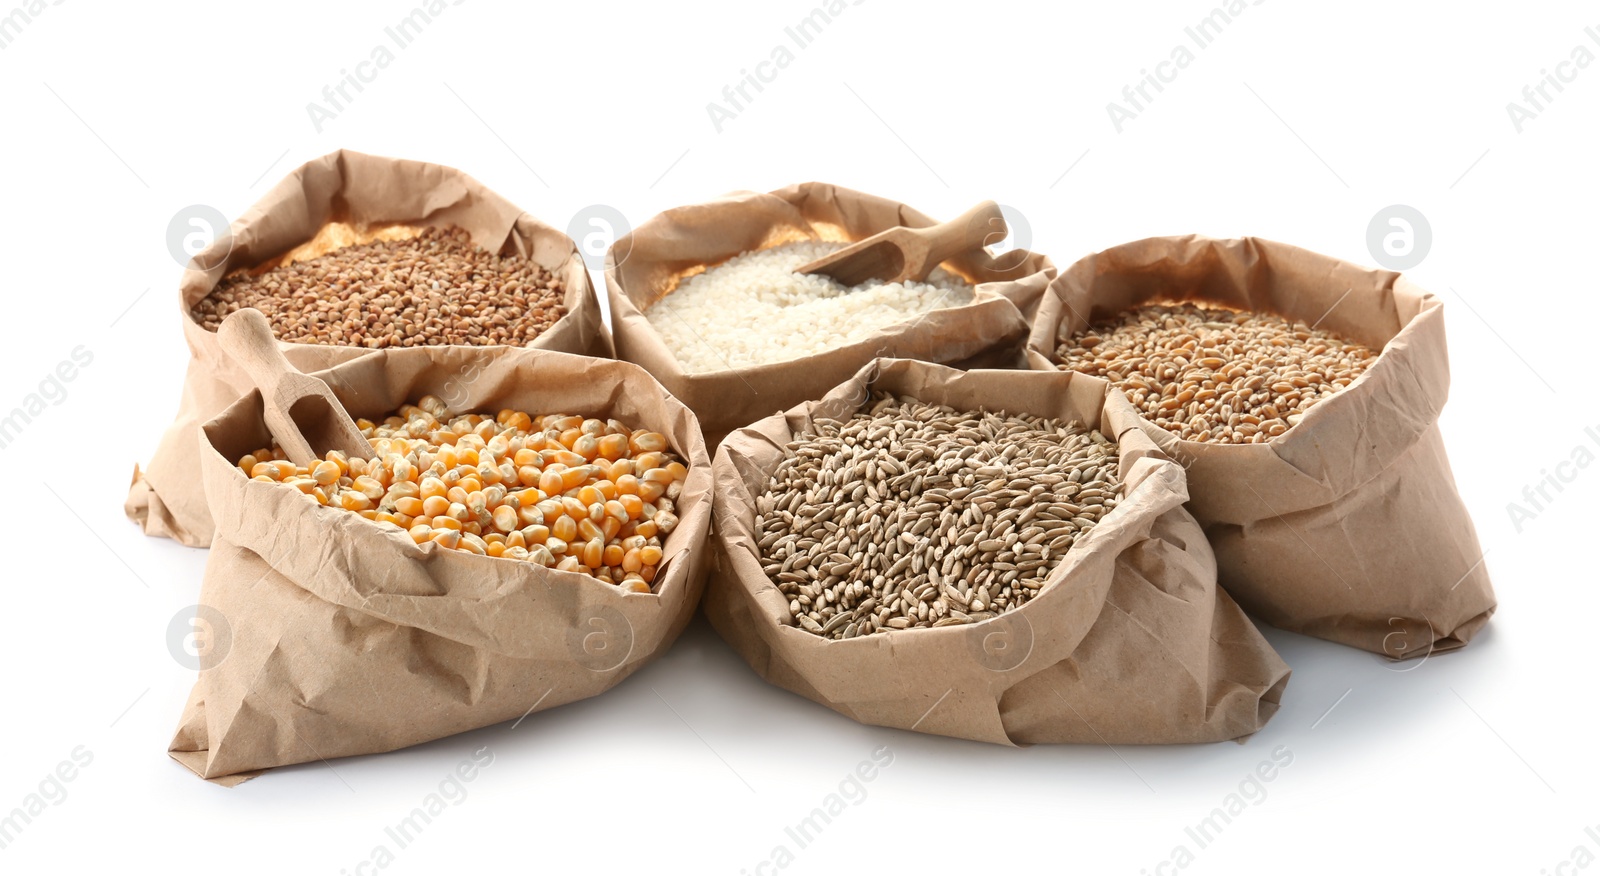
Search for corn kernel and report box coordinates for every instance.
[492,505,519,533]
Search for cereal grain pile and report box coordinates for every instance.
[756,394,1121,640]
[238,396,686,591]
[1056,302,1379,444]
[646,241,972,372]
[192,226,567,347]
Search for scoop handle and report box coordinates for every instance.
[917,201,1007,271]
[216,308,295,396]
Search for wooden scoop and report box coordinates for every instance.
[795,201,1007,286]
[216,308,372,467]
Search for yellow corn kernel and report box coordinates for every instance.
[556,556,581,573]
[431,529,461,549]
[459,533,488,555]
[640,564,657,583]
[513,448,541,467]
[603,544,625,567]
[629,431,669,454]
[238,453,259,474]
[601,517,622,541]
[572,434,599,461]
[409,524,433,544]
[521,525,550,545]
[633,453,665,474]
[251,461,293,481]
[559,496,587,519]
[640,545,664,566]
[638,481,666,503]
[581,538,604,568]
[559,466,594,491]
[635,520,658,539]
[577,518,603,543]
[621,548,643,573]
[421,495,450,518]
[492,505,519,533]
[618,494,644,519]
[618,578,650,594]
[505,530,527,550]
[433,515,462,532]
[603,500,629,523]
[551,515,577,542]
[310,457,339,485]
[546,449,585,468]
[396,497,425,517]
[338,491,372,512]
[596,434,628,461]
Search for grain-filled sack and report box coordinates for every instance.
[1027,235,1495,659]
[169,346,709,784]
[605,182,1054,445]
[127,149,611,547]
[704,358,1288,745]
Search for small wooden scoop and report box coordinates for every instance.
[795,201,1007,286]
[216,308,372,467]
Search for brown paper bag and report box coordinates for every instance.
[169,346,709,783]
[605,182,1054,446]
[1027,235,1495,659]
[703,358,1289,745]
[127,149,612,548]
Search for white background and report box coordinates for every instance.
[0,1,1595,873]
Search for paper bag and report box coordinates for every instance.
[1027,235,1495,658]
[169,346,708,783]
[703,358,1288,745]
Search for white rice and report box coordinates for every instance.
[643,240,974,373]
